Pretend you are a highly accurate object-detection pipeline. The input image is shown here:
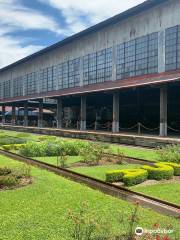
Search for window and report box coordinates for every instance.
[3,80,11,98]
[25,72,38,95]
[165,25,180,71]
[0,81,2,99]
[13,76,23,97]
[117,32,158,80]
[55,58,80,90]
[83,47,112,85]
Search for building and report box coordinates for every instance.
[0,0,180,137]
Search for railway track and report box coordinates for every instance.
[0,149,179,218]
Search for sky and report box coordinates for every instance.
[0,0,145,69]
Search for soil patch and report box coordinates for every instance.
[0,176,33,191]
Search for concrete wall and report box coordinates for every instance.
[0,0,180,98]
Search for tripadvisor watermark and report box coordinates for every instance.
[135,226,174,236]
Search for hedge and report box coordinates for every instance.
[106,169,148,186]
[142,164,174,180]
[2,144,25,151]
[156,162,180,176]
[122,169,148,186]
[106,170,124,183]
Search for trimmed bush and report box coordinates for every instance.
[2,145,12,151]
[106,170,124,182]
[122,169,148,187]
[156,162,180,176]
[106,169,148,186]
[142,164,174,180]
[0,136,27,146]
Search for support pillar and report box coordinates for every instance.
[80,96,86,131]
[160,86,167,137]
[38,100,43,128]
[24,102,28,127]
[11,105,16,125]
[57,98,63,128]
[2,105,5,124]
[112,92,119,133]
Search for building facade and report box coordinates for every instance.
[0,0,180,136]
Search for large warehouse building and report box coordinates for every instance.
[0,0,180,138]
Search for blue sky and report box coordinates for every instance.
[0,0,144,68]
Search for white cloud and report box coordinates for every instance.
[0,0,62,68]
[39,0,145,33]
[0,28,44,68]
[0,0,62,34]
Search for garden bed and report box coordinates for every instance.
[0,155,179,240]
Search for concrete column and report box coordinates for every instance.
[57,98,63,128]
[38,100,43,128]
[80,96,86,131]
[160,86,167,137]
[112,92,119,133]
[2,105,5,124]
[11,105,16,125]
[158,30,166,73]
[24,102,28,127]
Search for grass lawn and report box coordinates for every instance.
[72,164,141,181]
[35,156,83,167]
[0,155,179,240]
[108,145,159,161]
[0,129,159,162]
[132,182,180,205]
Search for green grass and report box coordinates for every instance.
[72,164,141,181]
[132,182,180,205]
[108,145,159,161]
[35,156,83,167]
[0,155,179,240]
[0,129,159,162]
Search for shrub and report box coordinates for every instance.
[2,144,12,151]
[106,168,148,186]
[156,144,180,163]
[2,143,26,152]
[0,167,11,176]
[13,144,26,151]
[0,136,27,146]
[122,169,148,186]
[142,164,174,180]
[19,142,46,157]
[106,170,124,182]
[0,175,18,187]
[156,162,180,176]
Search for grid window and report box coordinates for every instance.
[55,58,80,90]
[165,25,180,71]
[13,76,23,97]
[83,47,112,85]
[0,82,3,99]
[3,80,11,98]
[25,72,38,95]
[116,32,158,80]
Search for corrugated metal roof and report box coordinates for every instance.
[0,0,168,73]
